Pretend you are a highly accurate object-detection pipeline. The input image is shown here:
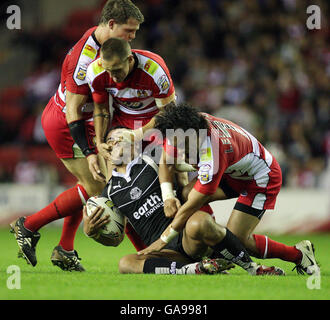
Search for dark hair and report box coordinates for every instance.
[101,38,131,61]
[155,103,209,136]
[99,0,144,25]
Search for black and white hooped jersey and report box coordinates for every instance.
[101,155,172,246]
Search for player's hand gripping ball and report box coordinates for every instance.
[86,196,125,239]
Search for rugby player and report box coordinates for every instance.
[145,103,319,276]
[86,37,176,175]
[10,0,145,271]
[82,128,285,276]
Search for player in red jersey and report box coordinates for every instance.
[138,103,320,276]
[10,0,145,271]
[86,37,176,170]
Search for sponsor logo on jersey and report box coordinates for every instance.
[200,147,212,162]
[83,44,97,59]
[117,100,144,110]
[92,59,104,76]
[133,193,163,220]
[76,67,87,81]
[137,89,149,98]
[113,183,121,190]
[144,59,159,76]
[130,187,142,200]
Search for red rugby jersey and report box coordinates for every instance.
[86,49,175,119]
[164,113,276,196]
[195,113,276,195]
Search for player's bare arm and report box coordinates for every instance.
[133,92,176,137]
[65,90,105,182]
[137,93,176,138]
[171,188,211,232]
[123,93,176,142]
[93,101,111,161]
[159,150,181,218]
[65,90,89,123]
[155,92,176,109]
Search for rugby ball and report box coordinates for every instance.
[86,196,125,239]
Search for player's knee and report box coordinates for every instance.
[118,254,143,274]
[118,255,132,274]
[185,212,211,240]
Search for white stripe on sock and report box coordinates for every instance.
[77,186,88,205]
[263,236,268,259]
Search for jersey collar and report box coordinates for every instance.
[111,155,142,182]
[91,30,101,48]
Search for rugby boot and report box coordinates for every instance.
[51,245,85,272]
[10,217,40,266]
[195,258,235,275]
[247,262,285,276]
[293,240,320,275]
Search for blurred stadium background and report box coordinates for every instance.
[0,0,329,234]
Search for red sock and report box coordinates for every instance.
[253,234,302,263]
[24,184,88,232]
[58,184,89,251]
[58,210,83,251]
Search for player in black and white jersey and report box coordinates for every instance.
[83,128,285,276]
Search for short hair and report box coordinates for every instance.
[101,38,131,61]
[99,0,144,25]
[105,125,129,142]
[155,103,209,136]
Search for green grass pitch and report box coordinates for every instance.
[0,227,329,300]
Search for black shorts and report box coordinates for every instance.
[164,232,193,261]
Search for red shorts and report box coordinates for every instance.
[41,98,95,159]
[222,158,282,216]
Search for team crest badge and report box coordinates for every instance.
[76,67,87,81]
[130,187,142,200]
